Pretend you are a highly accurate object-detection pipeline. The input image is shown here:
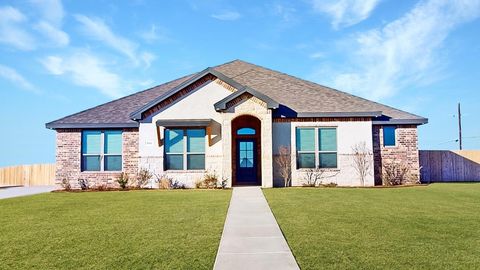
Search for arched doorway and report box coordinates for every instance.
[231,115,261,186]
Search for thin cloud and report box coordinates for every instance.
[311,0,381,29]
[0,64,38,93]
[41,53,125,98]
[139,24,171,43]
[75,14,154,67]
[31,0,69,47]
[30,0,65,25]
[0,6,36,50]
[312,0,480,100]
[34,21,69,46]
[211,11,241,21]
[272,4,296,22]
[309,52,324,59]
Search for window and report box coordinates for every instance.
[82,130,122,171]
[296,127,337,169]
[383,126,396,146]
[165,128,205,170]
[237,127,256,135]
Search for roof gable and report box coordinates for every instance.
[214,87,279,111]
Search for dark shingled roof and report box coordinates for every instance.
[46,59,427,129]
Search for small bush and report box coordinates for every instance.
[96,183,107,191]
[321,182,338,188]
[116,173,130,189]
[382,162,414,186]
[60,178,71,191]
[78,179,89,190]
[171,180,187,189]
[136,168,153,188]
[220,176,228,189]
[196,171,219,189]
[155,174,187,189]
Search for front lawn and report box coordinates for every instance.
[264,184,480,269]
[0,190,231,269]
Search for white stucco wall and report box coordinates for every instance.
[138,81,232,188]
[272,120,375,187]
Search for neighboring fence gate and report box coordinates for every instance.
[0,164,56,187]
[419,150,480,183]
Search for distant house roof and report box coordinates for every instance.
[46,59,427,129]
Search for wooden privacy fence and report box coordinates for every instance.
[0,164,56,187]
[419,150,480,182]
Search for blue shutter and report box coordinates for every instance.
[296,128,315,151]
[82,131,101,154]
[319,128,337,151]
[104,131,122,154]
[165,129,184,153]
[187,129,205,153]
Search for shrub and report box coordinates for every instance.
[96,183,107,191]
[170,180,187,189]
[197,171,218,189]
[220,176,228,189]
[60,178,71,191]
[302,168,339,187]
[136,168,153,188]
[116,173,130,189]
[155,174,187,189]
[321,182,338,188]
[78,179,89,190]
[382,162,413,186]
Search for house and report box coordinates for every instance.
[46,60,428,188]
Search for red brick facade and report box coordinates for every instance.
[372,125,420,185]
[55,128,139,189]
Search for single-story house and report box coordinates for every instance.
[46,60,427,188]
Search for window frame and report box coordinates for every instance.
[296,127,338,169]
[383,126,397,147]
[164,128,206,171]
[81,130,123,172]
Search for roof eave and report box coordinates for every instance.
[296,111,382,118]
[372,118,429,125]
[45,122,139,130]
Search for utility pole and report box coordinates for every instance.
[458,102,462,150]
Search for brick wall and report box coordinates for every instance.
[55,128,139,189]
[372,125,420,185]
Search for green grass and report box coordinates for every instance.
[0,190,231,269]
[264,184,480,269]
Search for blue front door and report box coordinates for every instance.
[236,139,257,184]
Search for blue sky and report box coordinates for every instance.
[0,0,479,167]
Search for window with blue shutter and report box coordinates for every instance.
[383,126,396,146]
[82,130,123,171]
[296,127,338,169]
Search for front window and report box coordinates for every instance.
[296,127,337,169]
[82,130,122,171]
[165,128,206,170]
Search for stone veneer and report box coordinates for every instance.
[55,128,139,189]
[372,125,420,185]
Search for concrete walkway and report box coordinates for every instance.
[0,186,56,200]
[214,187,299,270]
